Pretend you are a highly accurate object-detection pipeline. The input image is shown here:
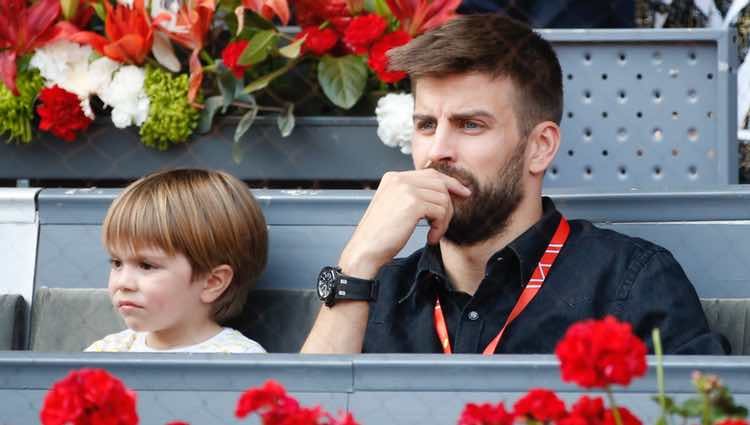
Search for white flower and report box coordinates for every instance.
[30,40,120,119]
[375,93,414,155]
[99,66,150,128]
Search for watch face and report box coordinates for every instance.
[317,268,336,300]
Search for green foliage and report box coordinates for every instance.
[139,67,200,150]
[0,71,44,144]
[317,55,368,110]
[238,30,278,67]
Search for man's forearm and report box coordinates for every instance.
[301,301,370,353]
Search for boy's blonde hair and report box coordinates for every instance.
[103,168,268,324]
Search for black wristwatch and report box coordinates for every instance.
[316,266,378,307]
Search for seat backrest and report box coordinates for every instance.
[30,288,125,351]
[0,294,27,350]
[701,298,750,355]
[29,287,320,352]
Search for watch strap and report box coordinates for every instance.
[334,274,378,302]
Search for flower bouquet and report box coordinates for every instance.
[0,0,459,152]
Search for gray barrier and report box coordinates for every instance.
[34,187,750,298]
[0,353,749,425]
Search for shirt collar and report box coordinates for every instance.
[400,197,562,303]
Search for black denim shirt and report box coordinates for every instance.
[363,198,729,354]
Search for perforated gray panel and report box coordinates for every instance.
[544,30,737,188]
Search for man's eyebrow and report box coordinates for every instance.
[448,110,496,121]
[412,113,434,121]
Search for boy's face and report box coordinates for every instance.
[107,246,209,338]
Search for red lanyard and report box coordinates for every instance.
[434,216,570,355]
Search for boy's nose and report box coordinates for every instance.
[110,268,137,292]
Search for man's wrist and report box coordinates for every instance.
[338,251,384,280]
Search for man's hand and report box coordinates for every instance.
[301,168,470,354]
[339,168,472,279]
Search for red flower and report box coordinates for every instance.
[40,368,137,425]
[242,0,290,25]
[236,380,291,418]
[367,30,411,83]
[71,0,164,65]
[344,14,387,54]
[296,0,351,32]
[36,86,93,142]
[0,0,76,95]
[385,0,461,36]
[715,420,750,425]
[558,396,606,425]
[222,39,251,79]
[166,422,190,425]
[332,411,361,425]
[513,388,567,422]
[297,27,339,56]
[603,407,642,425]
[458,402,514,425]
[555,316,647,389]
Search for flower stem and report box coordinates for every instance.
[605,386,624,425]
[653,328,670,425]
[200,50,215,66]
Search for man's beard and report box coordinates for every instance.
[430,142,526,246]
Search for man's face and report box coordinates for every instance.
[411,73,527,246]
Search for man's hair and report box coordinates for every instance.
[102,168,268,324]
[388,14,563,137]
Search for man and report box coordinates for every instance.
[302,14,727,354]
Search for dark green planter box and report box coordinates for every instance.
[1,117,413,181]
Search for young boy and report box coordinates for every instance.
[86,168,268,353]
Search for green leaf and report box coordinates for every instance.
[679,399,704,417]
[278,37,306,59]
[232,140,247,164]
[243,9,276,30]
[234,81,256,105]
[317,55,368,109]
[92,0,106,21]
[277,103,295,137]
[234,106,259,143]
[655,416,667,425]
[244,73,274,93]
[373,0,393,17]
[217,67,238,113]
[198,96,224,134]
[238,30,277,66]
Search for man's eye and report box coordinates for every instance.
[109,259,122,269]
[416,120,436,131]
[463,120,482,130]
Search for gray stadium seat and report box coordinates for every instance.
[0,294,27,350]
[29,287,319,352]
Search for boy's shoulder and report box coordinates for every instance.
[196,328,266,353]
[84,329,136,352]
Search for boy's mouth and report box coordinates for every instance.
[117,300,143,309]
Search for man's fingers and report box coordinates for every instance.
[422,201,451,245]
[417,168,472,197]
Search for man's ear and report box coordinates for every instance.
[526,121,561,175]
[200,264,234,304]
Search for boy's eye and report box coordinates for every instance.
[139,262,156,271]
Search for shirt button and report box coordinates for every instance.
[468,311,480,321]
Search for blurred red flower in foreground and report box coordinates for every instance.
[458,402,514,425]
[513,388,568,422]
[40,368,138,425]
[555,315,647,389]
[367,31,411,83]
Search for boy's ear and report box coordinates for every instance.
[200,264,234,304]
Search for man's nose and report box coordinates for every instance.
[427,121,457,164]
